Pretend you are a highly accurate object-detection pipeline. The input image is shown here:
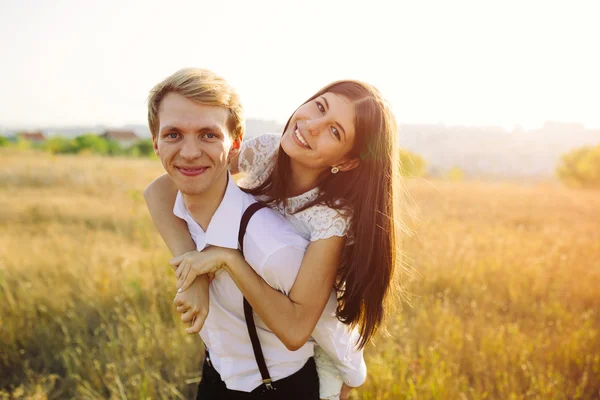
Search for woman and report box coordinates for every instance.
[146,80,403,399]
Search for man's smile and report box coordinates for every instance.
[176,166,209,176]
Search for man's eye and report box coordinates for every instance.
[167,133,179,139]
[205,133,216,139]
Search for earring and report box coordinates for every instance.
[331,166,339,174]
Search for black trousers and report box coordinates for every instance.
[196,356,320,399]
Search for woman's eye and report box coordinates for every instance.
[331,127,340,140]
[316,101,325,114]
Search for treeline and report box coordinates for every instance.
[401,142,600,186]
[556,144,600,188]
[0,134,155,157]
[1,134,433,178]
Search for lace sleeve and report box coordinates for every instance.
[295,205,352,242]
[237,133,280,189]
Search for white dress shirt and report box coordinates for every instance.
[173,174,366,392]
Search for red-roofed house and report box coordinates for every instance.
[101,130,139,148]
[17,131,46,143]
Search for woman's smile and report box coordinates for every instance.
[293,123,312,149]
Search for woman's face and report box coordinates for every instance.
[280,92,356,170]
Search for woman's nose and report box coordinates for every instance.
[305,120,322,137]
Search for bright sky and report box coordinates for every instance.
[1,0,599,130]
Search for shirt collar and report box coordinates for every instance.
[173,173,245,251]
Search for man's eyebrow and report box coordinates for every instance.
[160,125,178,133]
[159,125,224,134]
[196,125,224,134]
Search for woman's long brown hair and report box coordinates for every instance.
[244,81,402,348]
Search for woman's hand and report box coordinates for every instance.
[171,247,239,292]
[340,383,353,400]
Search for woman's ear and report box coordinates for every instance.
[337,158,360,172]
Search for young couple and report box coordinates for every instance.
[145,68,402,399]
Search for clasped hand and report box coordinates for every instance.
[170,246,237,292]
[173,277,209,334]
[170,246,238,334]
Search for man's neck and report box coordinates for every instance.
[183,172,228,231]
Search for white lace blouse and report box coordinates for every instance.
[237,133,352,242]
[237,133,361,400]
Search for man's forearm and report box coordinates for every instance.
[144,174,196,257]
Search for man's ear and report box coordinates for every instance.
[228,136,242,161]
[337,158,360,172]
[152,136,159,156]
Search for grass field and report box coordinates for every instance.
[1,149,599,399]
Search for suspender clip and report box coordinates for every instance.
[262,378,275,391]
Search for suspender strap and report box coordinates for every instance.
[237,202,266,255]
[238,202,275,391]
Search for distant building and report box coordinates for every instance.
[17,131,46,143]
[101,130,139,148]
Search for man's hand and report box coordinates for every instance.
[173,276,210,334]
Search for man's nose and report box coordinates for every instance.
[179,139,202,159]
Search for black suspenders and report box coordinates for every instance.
[237,202,275,392]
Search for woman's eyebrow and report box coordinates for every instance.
[321,96,347,140]
[336,122,347,141]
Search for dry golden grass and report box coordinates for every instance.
[1,149,599,399]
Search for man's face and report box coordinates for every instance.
[152,92,240,196]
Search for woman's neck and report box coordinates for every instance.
[288,158,322,197]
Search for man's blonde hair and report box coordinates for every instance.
[147,68,244,140]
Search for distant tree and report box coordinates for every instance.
[400,149,427,177]
[0,136,9,147]
[106,140,124,156]
[556,144,600,188]
[128,139,154,157]
[14,137,31,151]
[43,136,73,154]
[447,166,465,181]
[72,134,109,155]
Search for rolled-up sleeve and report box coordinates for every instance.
[259,245,305,295]
[243,227,307,295]
[310,292,367,387]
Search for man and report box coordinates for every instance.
[145,68,364,399]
